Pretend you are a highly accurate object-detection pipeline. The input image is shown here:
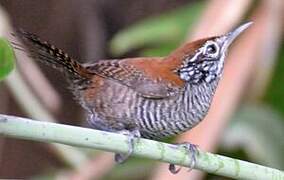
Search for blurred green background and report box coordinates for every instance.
[0,0,283,179]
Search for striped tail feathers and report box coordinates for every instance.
[14,29,93,81]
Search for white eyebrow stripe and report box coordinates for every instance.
[185,50,202,64]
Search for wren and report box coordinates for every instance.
[15,22,252,173]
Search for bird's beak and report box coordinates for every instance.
[221,22,253,52]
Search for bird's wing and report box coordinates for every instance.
[85,58,185,99]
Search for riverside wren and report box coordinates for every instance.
[16,22,252,173]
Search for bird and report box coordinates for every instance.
[14,22,252,174]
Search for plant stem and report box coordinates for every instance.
[0,114,283,180]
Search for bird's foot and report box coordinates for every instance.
[169,142,199,174]
[114,129,141,163]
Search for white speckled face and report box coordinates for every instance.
[178,37,226,84]
[177,22,252,85]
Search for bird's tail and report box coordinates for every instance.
[15,29,92,83]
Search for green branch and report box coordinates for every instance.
[0,114,283,179]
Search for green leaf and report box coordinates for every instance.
[142,43,178,57]
[265,44,284,116]
[110,2,205,56]
[0,37,15,80]
[221,104,284,169]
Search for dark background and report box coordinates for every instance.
[0,0,283,180]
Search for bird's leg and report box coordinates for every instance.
[114,129,141,163]
[169,142,199,174]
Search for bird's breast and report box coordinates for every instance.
[83,77,218,139]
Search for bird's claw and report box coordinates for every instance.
[168,142,199,174]
[114,129,140,163]
[169,163,182,174]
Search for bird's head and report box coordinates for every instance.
[172,22,252,84]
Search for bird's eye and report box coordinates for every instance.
[207,44,217,54]
[203,42,219,56]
